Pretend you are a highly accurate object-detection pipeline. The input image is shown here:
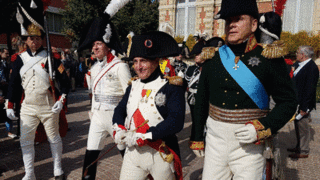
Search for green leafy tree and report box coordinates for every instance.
[62,0,159,44]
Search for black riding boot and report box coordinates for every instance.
[82,150,101,180]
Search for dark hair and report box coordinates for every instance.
[0,48,8,53]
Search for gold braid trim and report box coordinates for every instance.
[189,141,205,150]
[164,76,183,86]
[127,76,139,85]
[200,47,218,61]
[257,128,272,140]
[249,119,265,131]
[261,40,289,59]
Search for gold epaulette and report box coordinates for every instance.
[260,40,289,59]
[164,76,183,86]
[200,47,218,61]
[128,76,139,85]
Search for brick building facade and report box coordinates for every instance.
[159,0,320,39]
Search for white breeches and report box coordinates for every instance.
[20,100,63,178]
[120,145,175,180]
[87,110,114,150]
[20,103,60,147]
[203,117,265,180]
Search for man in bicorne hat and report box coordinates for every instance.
[189,0,297,179]
[6,0,69,179]
[77,1,132,179]
[172,41,189,78]
[112,31,185,180]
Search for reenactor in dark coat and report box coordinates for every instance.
[189,0,297,179]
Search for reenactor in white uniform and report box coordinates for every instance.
[77,1,132,179]
[6,1,69,179]
[113,31,185,180]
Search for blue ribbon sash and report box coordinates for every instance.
[219,45,269,110]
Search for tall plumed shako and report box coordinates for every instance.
[128,31,180,60]
[77,0,130,54]
[16,0,48,36]
[215,0,259,20]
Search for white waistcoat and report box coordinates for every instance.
[20,51,51,105]
[125,77,167,130]
[90,57,131,111]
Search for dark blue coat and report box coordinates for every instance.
[113,68,185,156]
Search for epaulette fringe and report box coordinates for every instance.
[261,40,289,59]
[164,76,183,86]
[200,47,218,61]
[128,76,139,85]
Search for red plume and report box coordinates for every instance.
[42,0,51,11]
[274,0,287,16]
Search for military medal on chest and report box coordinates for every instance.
[248,56,261,67]
[155,92,166,107]
[141,89,152,103]
[233,56,240,70]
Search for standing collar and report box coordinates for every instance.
[227,34,258,56]
[141,67,162,83]
[26,47,44,57]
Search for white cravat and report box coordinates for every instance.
[294,58,312,76]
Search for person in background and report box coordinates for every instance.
[288,45,319,158]
[0,48,17,139]
[173,41,189,78]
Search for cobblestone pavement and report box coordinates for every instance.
[0,87,320,180]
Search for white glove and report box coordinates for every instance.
[51,101,63,113]
[113,124,127,145]
[6,109,18,120]
[234,124,257,144]
[124,132,152,147]
[124,131,137,148]
[193,149,204,157]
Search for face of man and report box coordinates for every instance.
[225,15,257,45]
[296,48,305,62]
[25,36,43,52]
[92,41,109,60]
[133,57,159,80]
[1,49,9,60]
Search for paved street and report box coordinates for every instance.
[1,87,320,180]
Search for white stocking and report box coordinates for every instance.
[21,145,36,180]
[50,141,64,176]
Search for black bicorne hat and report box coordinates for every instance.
[128,31,180,60]
[189,40,205,56]
[205,37,225,48]
[258,11,282,42]
[16,0,45,37]
[215,0,259,20]
[77,0,130,55]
